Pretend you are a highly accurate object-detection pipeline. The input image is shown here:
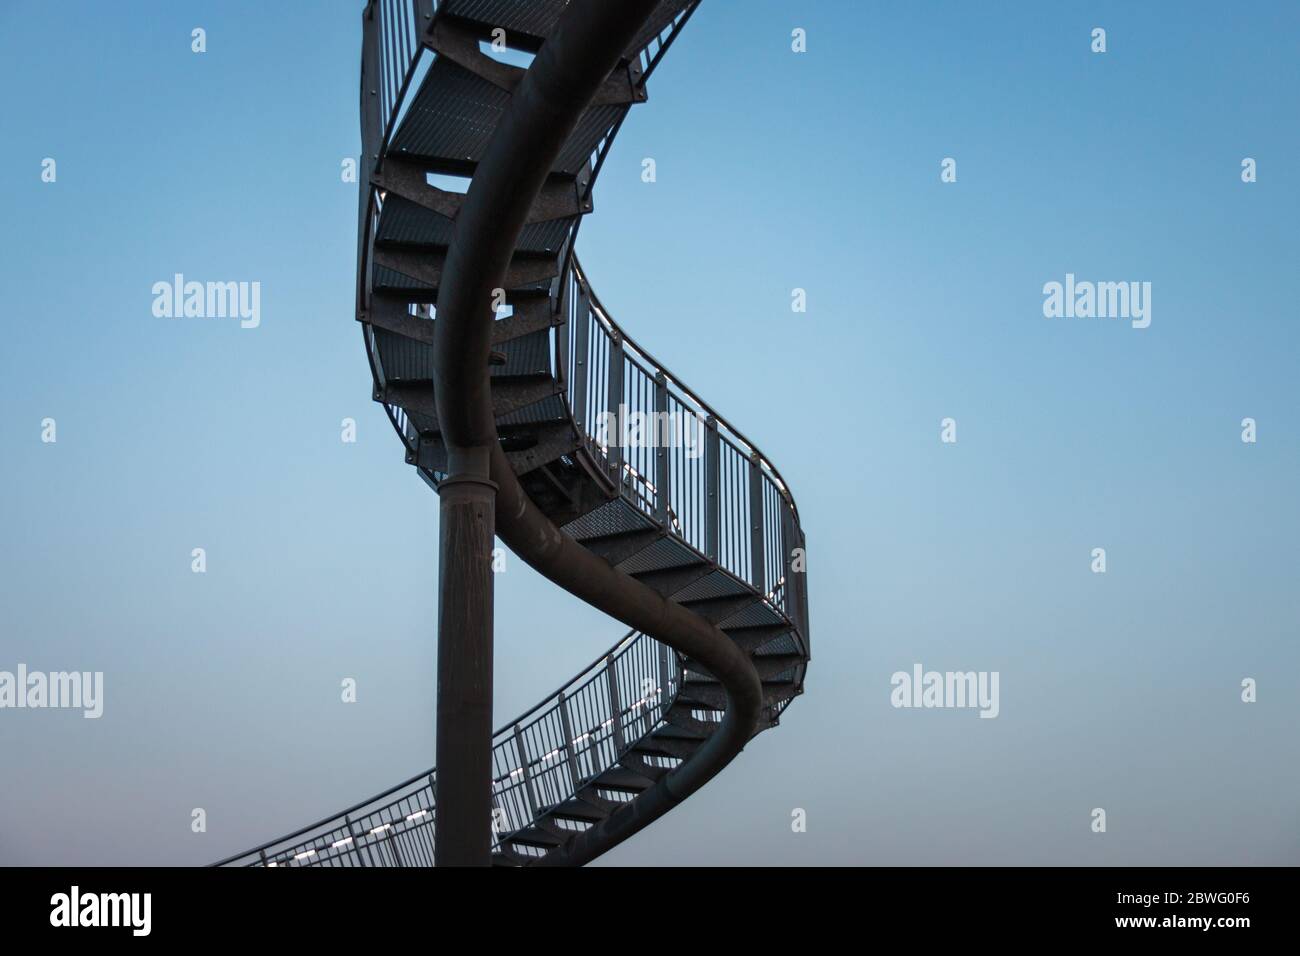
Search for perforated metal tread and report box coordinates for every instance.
[442,0,691,57]
[389,58,626,177]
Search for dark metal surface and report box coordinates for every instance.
[215,0,810,868]
[434,472,497,866]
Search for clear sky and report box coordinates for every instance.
[1,0,1297,866]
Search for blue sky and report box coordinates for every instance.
[1,0,1297,865]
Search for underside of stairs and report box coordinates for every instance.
[213,0,810,869]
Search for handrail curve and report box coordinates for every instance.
[215,0,809,868]
[211,629,678,867]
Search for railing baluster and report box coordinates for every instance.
[704,416,719,562]
[414,0,434,40]
[360,6,383,171]
[654,371,670,527]
[607,333,624,481]
[512,724,539,822]
[572,280,590,433]
[658,641,670,715]
[781,500,806,652]
[558,691,582,792]
[749,452,765,594]
[605,655,626,752]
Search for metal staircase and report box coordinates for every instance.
[215,0,809,868]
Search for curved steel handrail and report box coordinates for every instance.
[216,0,808,868]
[211,628,681,867]
[421,0,770,868]
[571,259,801,521]
[558,257,805,640]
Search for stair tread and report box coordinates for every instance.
[593,767,655,792]
[508,826,563,848]
[551,799,607,823]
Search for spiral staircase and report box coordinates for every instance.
[215,0,809,868]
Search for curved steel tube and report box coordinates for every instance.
[572,258,801,522]
[432,0,763,863]
[210,627,676,868]
[215,0,801,869]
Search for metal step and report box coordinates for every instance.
[663,701,723,735]
[632,736,697,760]
[719,622,795,654]
[580,529,663,566]
[550,798,608,823]
[381,375,562,425]
[592,766,655,794]
[439,0,691,60]
[751,654,804,681]
[507,826,563,849]
[438,0,571,52]
[676,593,759,624]
[652,723,707,742]
[413,421,577,477]
[388,55,627,178]
[376,193,575,258]
[373,246,559,296]
[374,155,590,224]
[629,561,713,598]
[679,679,797,711]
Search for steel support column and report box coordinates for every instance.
[428,0,706,868]
[434,457,497,867]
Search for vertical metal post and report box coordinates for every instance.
[386,827,405,866]
[605,656,626,752]
[414,0,435,38]
[748,453,765,595]
[347,815,375,868]
[357,7,384,312]
[434,451,497,867]
[780,500,807,658]
[794,526,810,656]
[657,641,670,710]
[558,691,582,791]
[607,333,624,482]
[512,724,539,820]
[489,794,502,848]
[572,281,590,432]
[654,372,670,527]
[424,774,437,863]
[360,6,383,173]
[704,416,720,562]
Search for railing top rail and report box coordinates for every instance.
[210,626,646,866]
[573,259,803,523]
[500,627,640,730]
[209,770,432,867]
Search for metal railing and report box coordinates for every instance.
[358,2,705,482]
[559,259,809,647]
[287,0,812,867]
[360,0,430,164]
[213,628,679,867]
[355,0,808,645]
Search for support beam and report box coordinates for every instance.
[426,0,754,869]
[433,462,497,867]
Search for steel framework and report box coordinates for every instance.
[215,0,810,868]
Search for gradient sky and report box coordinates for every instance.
[1,0,1297,866]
